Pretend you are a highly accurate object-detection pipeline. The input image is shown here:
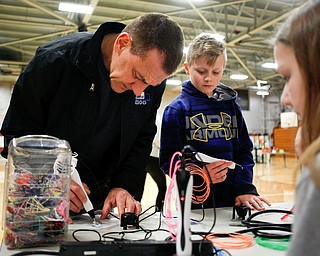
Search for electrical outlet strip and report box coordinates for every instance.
[59,240,213,256]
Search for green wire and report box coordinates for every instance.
[256,236,291,251]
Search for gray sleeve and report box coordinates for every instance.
[286,166,320,256]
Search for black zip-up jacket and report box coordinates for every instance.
[1,21,166,206]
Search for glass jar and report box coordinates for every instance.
[4,135,72,249]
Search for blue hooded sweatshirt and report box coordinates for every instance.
[160,80,258,208]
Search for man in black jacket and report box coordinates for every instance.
[1,13,184,220]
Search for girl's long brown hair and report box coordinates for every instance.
[275,0,320,186]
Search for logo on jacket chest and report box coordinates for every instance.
[185,112,238,142]
[135,92,151,105]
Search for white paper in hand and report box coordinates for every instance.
[194,152,236,169]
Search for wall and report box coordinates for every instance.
[0,82,11,149]
[273,127,298,154]
[242,91,281,135]
[0,83,12,149]
[0,83,11,128]
[242,92,262,134]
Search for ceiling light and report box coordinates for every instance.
[230,74,248,80]
[257,80,267,86]
[256,90,269,96]
[166,79,182,86]
[261,62,278,69]
[58,2,93,14]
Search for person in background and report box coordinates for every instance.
[0,13,184,220]
[273,1,320,255]
[160,33,270,210]
[137,111,167,211]
[145,140,167,211]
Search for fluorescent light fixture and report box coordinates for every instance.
[256,90,269,96]
[261,62,278,69]
[230,74,248,80]
[257,80,268,87]
[58,2,93,14]
[166,79,182,86]
[257,80,267,85]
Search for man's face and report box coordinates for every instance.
[109,33,168,96]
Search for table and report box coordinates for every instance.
[260,152,288,167]
[0,202,294,256]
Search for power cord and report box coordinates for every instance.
[72,205,171,242]
[239,209,293,239]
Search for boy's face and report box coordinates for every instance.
[184,55,225,97]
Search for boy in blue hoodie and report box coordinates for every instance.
[160,33,270,210]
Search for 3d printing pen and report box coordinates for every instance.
[71,154,96,221]
[175,146,194,256]
[194,152,243,169]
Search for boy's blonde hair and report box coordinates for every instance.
[185,33,227,68]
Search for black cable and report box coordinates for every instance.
[201,165,217,234]
[191,163,218,256]
[138,210,171,236]
[108,211,120,219]
[72,229,102,242]
[242,209,292,228]
[72,207,169,244]
[236,225,292,239]
[100,210,171,242]
[238,209,293,239]
[101,228,152,241]
[139,205,158,222]
[161,202,206,223]
[186,148,222,256]
[140,208,170,233]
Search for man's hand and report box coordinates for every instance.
[100,188,142,220]
[69,179,90,213]
[235,194,271,211]
[204,160,233,184]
